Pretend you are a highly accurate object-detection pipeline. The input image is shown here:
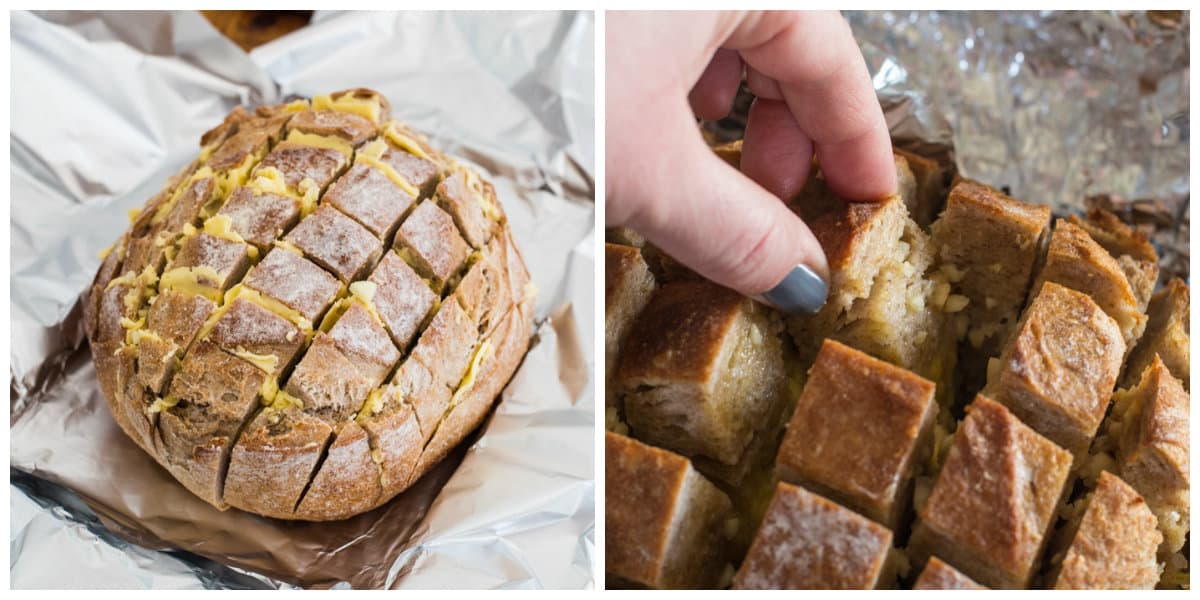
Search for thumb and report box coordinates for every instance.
[607,96,829,314]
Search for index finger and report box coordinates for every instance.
[722,11,895,201]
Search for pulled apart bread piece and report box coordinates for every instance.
[733,482,896,590]
[617,280,785,480]
[787,192,956,396]
[909,396,1071,589]
[85,89,534,520]
[605,432,734,590]
[1048,471,1162,590]
[982,281,1125,462]
[1068,208,1159,311]
[776,339,936,530]
[928,179,1051,374]
[913,556,986,590]
[1123,277,1189,389]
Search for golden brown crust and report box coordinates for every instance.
[983,281,1125,460]
[1052,471,1162,589]
[605,432,733,589]
[1114,355,1190,554]
[910,395,1071,589]
[604,243,656,413]
[913,557,986,590]
[733,481,893,590]
[1123,277,1189,389]
[1032,219,1146,348]
[776,339,936,528]
[86,90,533,521]
[617,281,744,388]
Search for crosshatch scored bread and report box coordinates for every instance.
[85,89,535,521]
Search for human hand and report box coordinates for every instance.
[605,10,896,313]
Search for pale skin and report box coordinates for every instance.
[606,11,896,297]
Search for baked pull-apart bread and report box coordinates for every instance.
[605,135,1189,589]
[85,89,535,520]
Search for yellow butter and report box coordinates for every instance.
[160,266,223,303]
[270,388,305,411]
[146,395,178,415]
[232,346,279,375]
[273,239,305,257]
[451,341,493,403]
[283,99,310,113]
[384,122,432,162]
[225,283,313,333]
[298,178,320,216]
[355,387,388,424]
[248,167,291,197]
[259,376,280,405]
[313,93,382,124]
[127,207,143,224]
[97,243,114,260]
[356,153,420,198]
[285,130,353,158]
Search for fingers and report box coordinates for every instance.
[741,98,813,201]
[725,11,896,201]
[610,96,829,299]
[688,49,743,120]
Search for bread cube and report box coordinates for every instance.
[326,301,400,386]
[284,333,376,423]
[253,141,347,191]
[1049,471,1162,589]
[788,194,954,387]
[242,247,342,324]
[1123,277,1189,389]
[287,109,376,146]
[207,297,305,377]
[733,482,894,589]
[160,177,218,233]
[604,243,656,430]
[407,298,479,391]
[394,200,471,291]
[776,339,936,529]
[167,231,253,297]
[982,281,1124,460]
[1111,356,1190,555]
[223,405,333,519]
[929,179,1050,354]
[324,163,416,239]
[284,205,382,283]
[909,396,1072,589]
[436,170,497,249]
[1031,219,1146,349]
[206,113,288,173]
[605,432,733,589]
[617,280,784,469]
[367,251,438,348]
[216,186,301,252]
[158,341,268,507]
[894,148,947,228]
[913,557,986,590]
[1068,208,1158,311]
[293,420,383,520]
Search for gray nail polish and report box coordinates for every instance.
[761,264,828,315]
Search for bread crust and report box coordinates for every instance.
[909,396,1071,589]
[86,90,534,520]
[776,339,936,529]
[913,557,986,590]
[1051,471,1162,589]
[733,482,893,590]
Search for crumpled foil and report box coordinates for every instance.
[708,11,1189,281]
[10,10,595,589]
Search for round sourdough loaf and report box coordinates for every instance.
[84,89,535,520]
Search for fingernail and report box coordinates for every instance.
[760,264,827,315]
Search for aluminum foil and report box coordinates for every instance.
[10,10,595,589]
[707,11,1189,280]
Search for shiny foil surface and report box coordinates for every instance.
[10,10,595,589]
